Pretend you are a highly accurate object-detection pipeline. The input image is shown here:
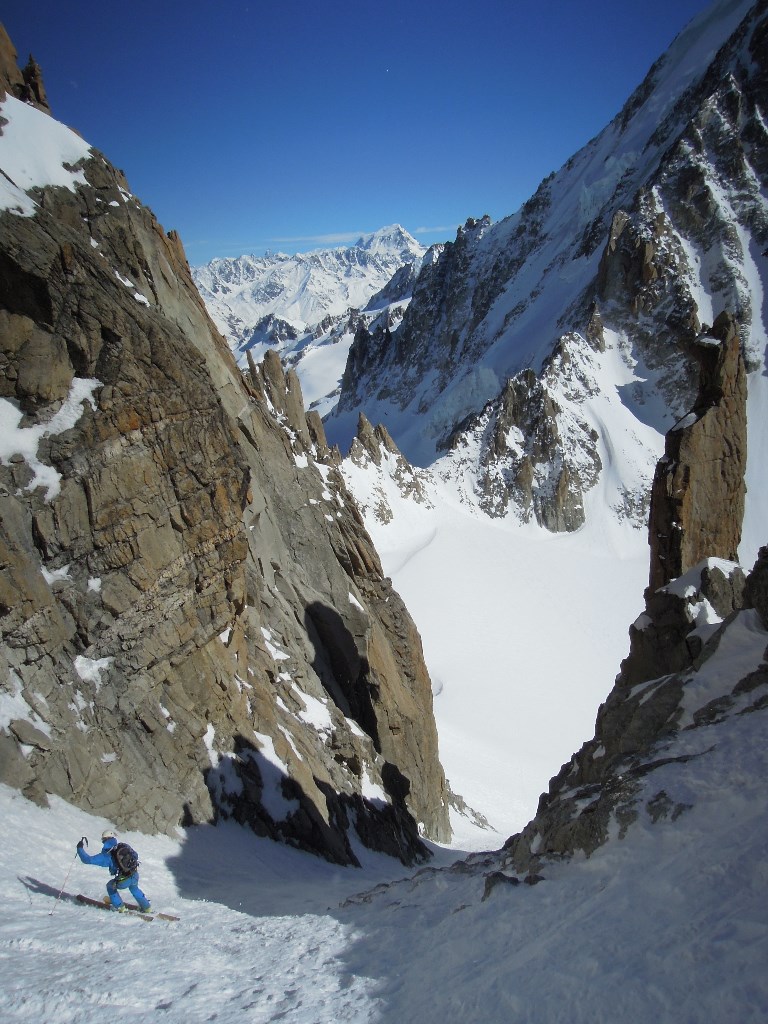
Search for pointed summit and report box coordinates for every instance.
[354,225,424,260]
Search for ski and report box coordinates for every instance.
[121,900,180,922]
[74,893,180,921]
[76,893,153,919]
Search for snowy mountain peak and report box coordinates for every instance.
[192,226,426,342]
[354,224,424,259]
[192,225,429,414]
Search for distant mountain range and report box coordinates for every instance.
[194,225,424,335]
[191,226,430,413]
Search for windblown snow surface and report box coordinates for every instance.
[0,95,91,216]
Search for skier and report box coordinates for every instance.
[76,830,151,913]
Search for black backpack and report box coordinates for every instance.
[112,842,139,876]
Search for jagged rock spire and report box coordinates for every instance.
[0,25,51,114]
[647,311,747,591]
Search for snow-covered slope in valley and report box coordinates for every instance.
[192,226,428,410]
[329,0,767,546]
[342,443,653,841]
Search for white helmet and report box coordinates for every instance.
[101,829,116,841]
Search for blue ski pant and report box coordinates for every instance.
[106,872,150,911]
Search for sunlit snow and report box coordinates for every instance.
[0,95,91,215]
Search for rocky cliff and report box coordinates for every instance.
[647,311,747,590]
[0,39,450,864]
[0,26,50,115]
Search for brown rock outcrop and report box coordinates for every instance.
[0,24,51,113]
[648,311,747,591]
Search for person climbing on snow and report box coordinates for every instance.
[76,830,151,913]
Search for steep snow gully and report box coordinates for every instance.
[3,649,768,1024]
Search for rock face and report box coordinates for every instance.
[442,332,604,531]
[0,45,450,863]
[338,215,497,419]
[342,414,433,526]
[329,1,767,534]
[648,311,748,590]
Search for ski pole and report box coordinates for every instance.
[50,837,87,916]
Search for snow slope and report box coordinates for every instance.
[3,629,767,1024]
[0,94,91,215]
[340,330,765,841]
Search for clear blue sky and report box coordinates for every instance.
[4,0,712,265]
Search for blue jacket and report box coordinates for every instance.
[78,837,119,874]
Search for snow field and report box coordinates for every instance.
[378,501,650,842]
[0,95,92,216]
